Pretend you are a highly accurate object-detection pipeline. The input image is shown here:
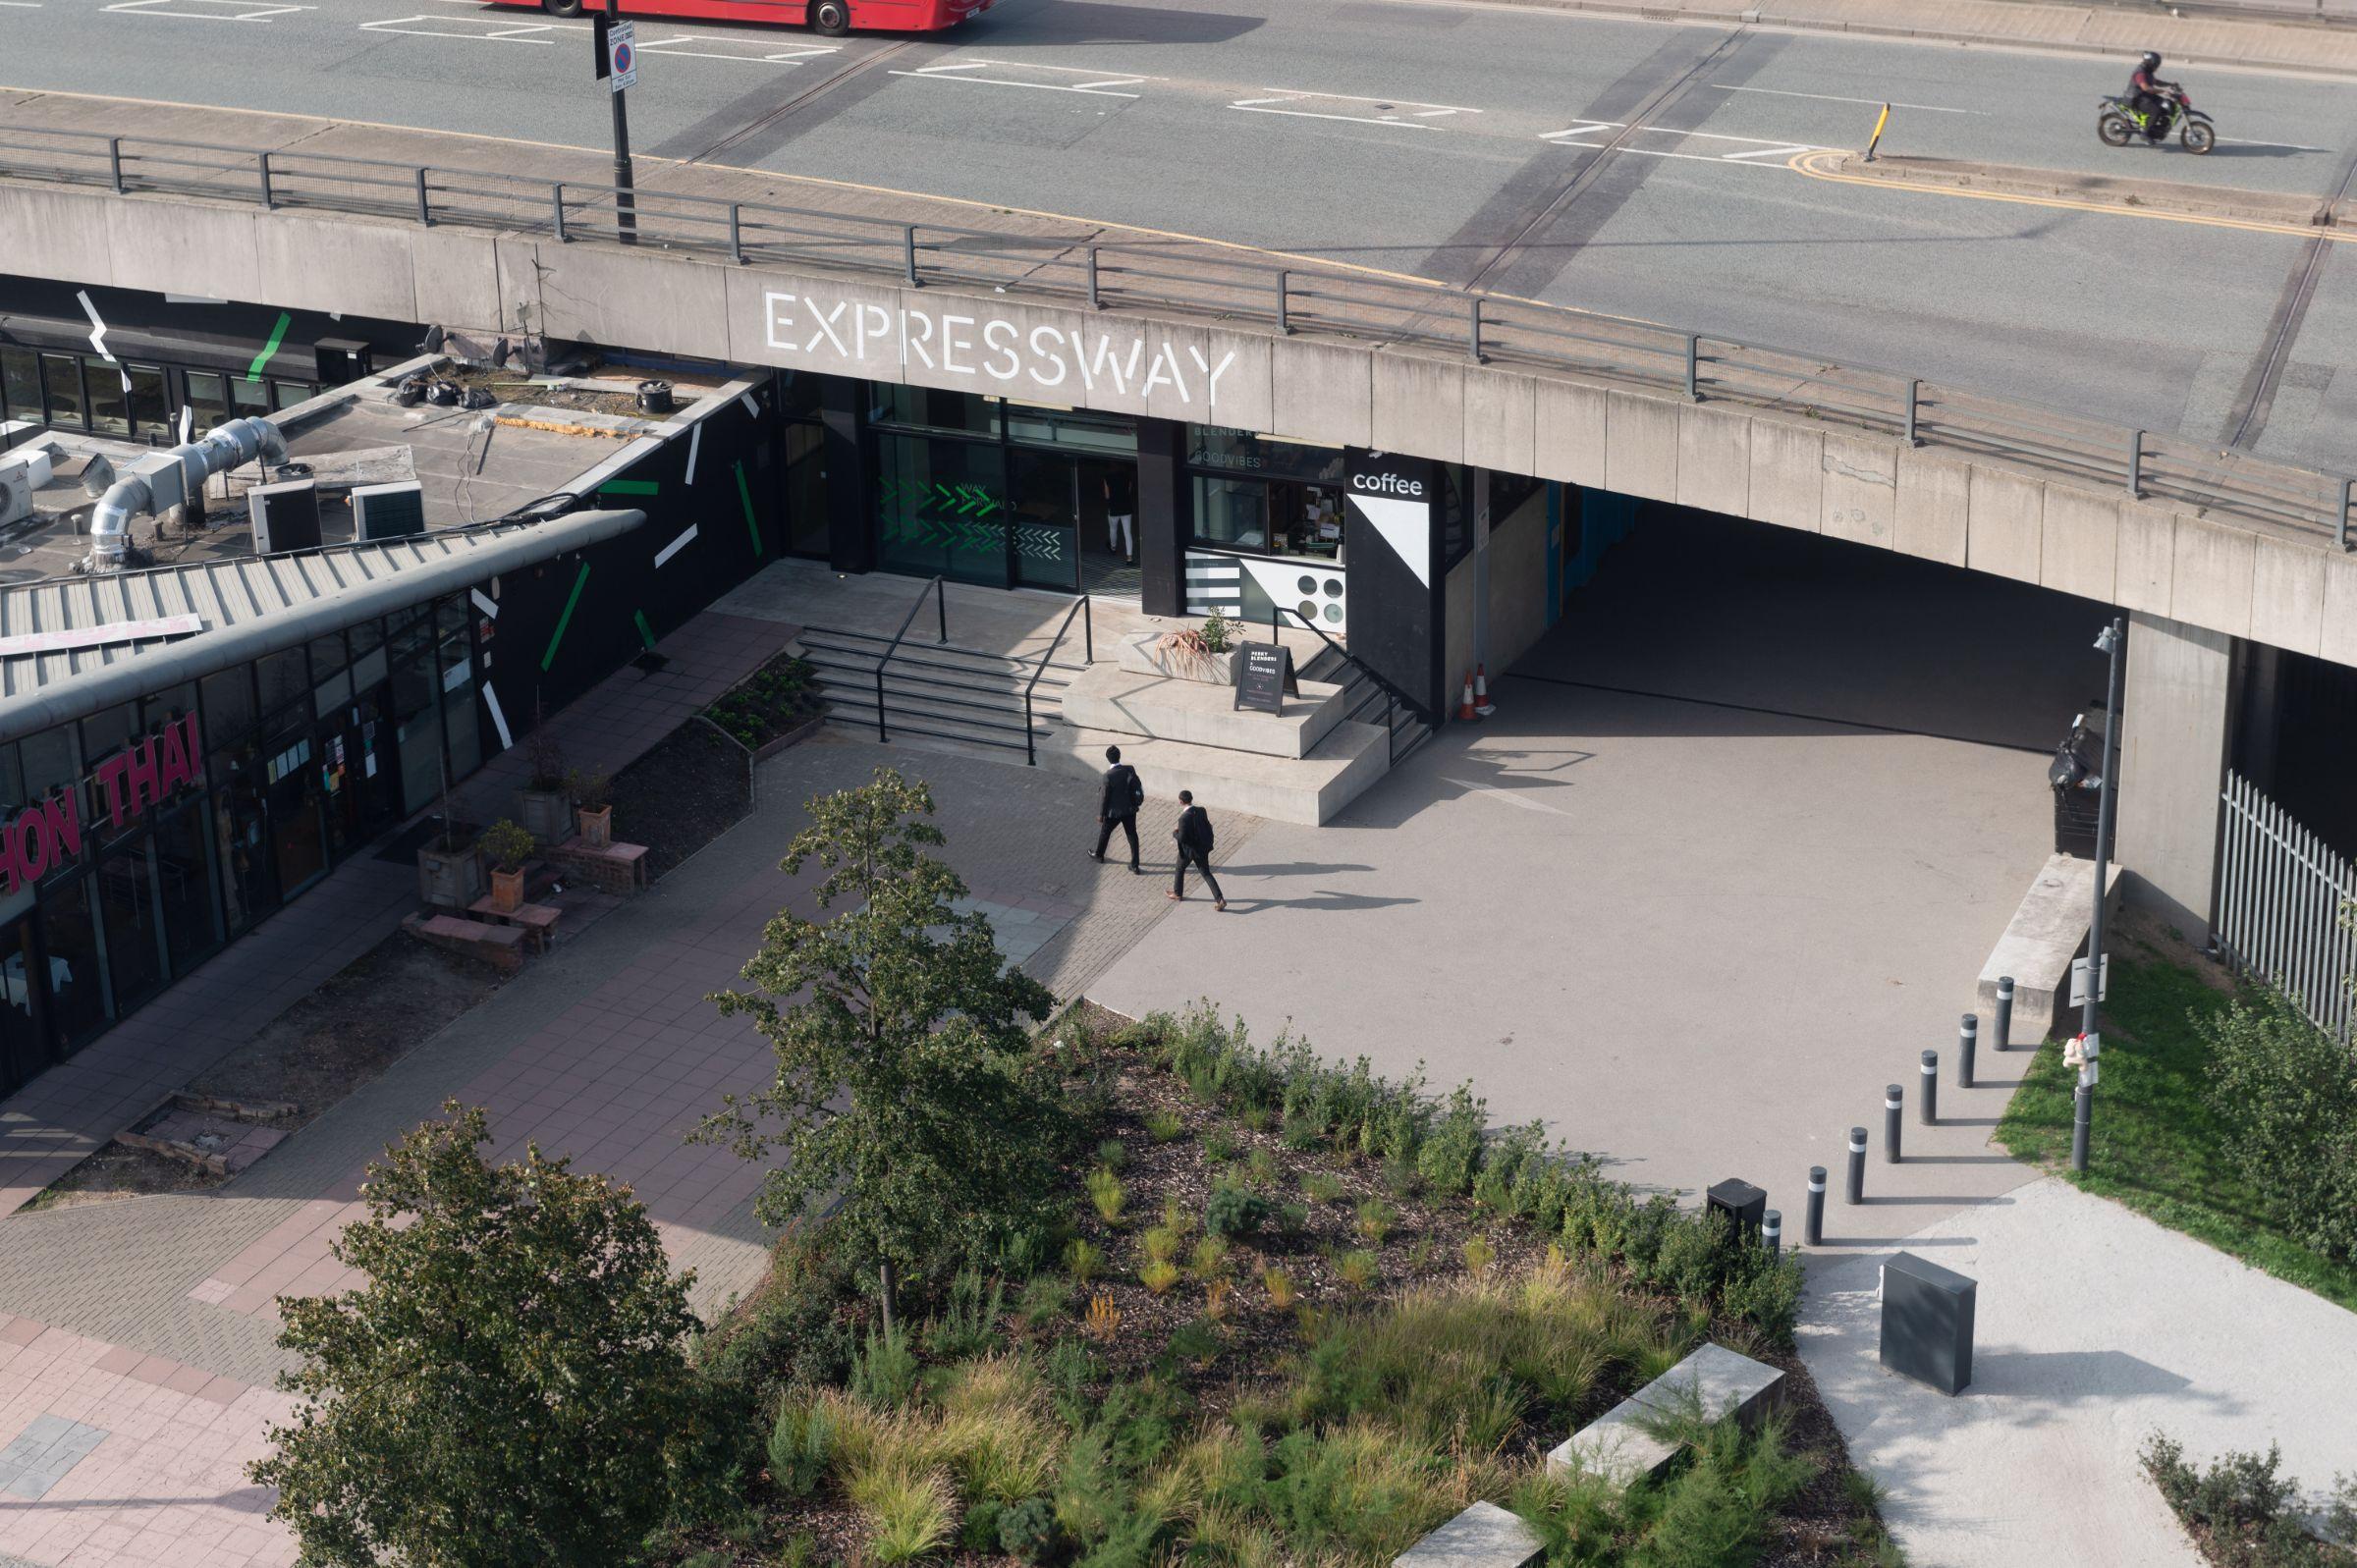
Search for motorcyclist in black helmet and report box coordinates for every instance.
[2127,51,2180,142]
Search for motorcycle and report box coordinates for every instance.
[2098,86,2216,154]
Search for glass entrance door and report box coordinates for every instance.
[1007,450,1080,592]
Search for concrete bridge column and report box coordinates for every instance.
[2115,611,2235,943]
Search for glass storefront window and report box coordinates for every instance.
[257,647,307,714]
[20,726,78,804]
[86,357,131,437]
[232,377,269,421]
[37,872,109,1050]
[311,632,352,718]
[1193,476,1271,552]
[186,370,231,434]
[261,710,327,897]
[142,682,196,735]
[127,364,169,436]
[1005,402,1137,458]
[0,901,45,1095]
[869,386,1000,438]
[1006,449,1080,593]
[0,743,22,818]
[1,348,39,426]
[96,838,166,1010]
[391,612,443,818]
[40,352,85,429]
[209,732,274,936]
[1186,426,1345,485]
[151,800,222,976]
[785,420,829,560]
[200,666,256,754]
[271,381,318,411]
[873,432,1011,587]
[781,370,826,419]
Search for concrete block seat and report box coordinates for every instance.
[1546,1341,1784,1489]
[466,896,563,953]
[1547,1399,1681,1489]
[404,912,526,975]
[1977,852,2125,1045]
[1392,1502,1543,1568]
[1040,718,1390,827]
[1059,663,1349,759]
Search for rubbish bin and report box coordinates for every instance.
[1880,1250,1976,1395]
[1707,1178,1766,1245]
[2049,707,2108,858]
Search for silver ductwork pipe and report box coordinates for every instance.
[86,416,288,571]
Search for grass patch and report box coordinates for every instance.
[1995,946,2357,1313]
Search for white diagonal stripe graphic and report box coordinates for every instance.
[654,525,698,568]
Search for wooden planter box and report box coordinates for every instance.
[518,787,572,842]
[752,713,825,764]
[417,840,484,910]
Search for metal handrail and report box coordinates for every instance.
[6,120,2353,554]
[1022,595,1094,766]
[1269,606,1426,763]
[871,576,947,744]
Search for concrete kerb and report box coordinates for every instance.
[1813,153,2350,233]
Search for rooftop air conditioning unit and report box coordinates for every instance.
[352,481,425,542]
[247,478,321,556]
[0,464,30,531]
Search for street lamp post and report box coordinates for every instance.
[2075,616,2126,1172]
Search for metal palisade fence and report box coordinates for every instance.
[2215,770,2357,1041]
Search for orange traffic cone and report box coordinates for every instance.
[1458,671,1476,722]
[1474,664,1495,717]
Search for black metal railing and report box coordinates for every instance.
[1023,595,1094,766]
[7,121,2352,554]
[1269,607,1429,766]
[872,576,947,745]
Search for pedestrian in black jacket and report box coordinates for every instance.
[1168,790,1225,910]
[1091,744,1144,872]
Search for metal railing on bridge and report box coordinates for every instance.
[8,121,2352,555]
[2216,770,2357,1041]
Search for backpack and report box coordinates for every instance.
[1128,769,1145,812]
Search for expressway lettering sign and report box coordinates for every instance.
[762,290,1242,413]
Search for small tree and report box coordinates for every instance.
[700,768,1067,1322]
[252,1103,716,1567]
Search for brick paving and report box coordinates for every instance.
[0,708,1241,1564]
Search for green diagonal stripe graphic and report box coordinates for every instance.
[633,610,656,650]
[735,460,762,556]
[247,311,294,381]
[599,478,660,497]
[540,562,591,672]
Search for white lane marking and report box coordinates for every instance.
[0,4,44,10]
[1233,88,1482,129]
[482,682,513,751]
[636,33,838,64]
[360,14,564,40]
[1544,120,1625,139]
[1542,123,1831,168]
[107,0,309,16]
[653,524,698,568]
[890,59,1158,98]
[2220,135,2336,152]
[469,588,499,619]
[1721,142,1819,161]
[684,421,701,485]
[1712,83,1984,115]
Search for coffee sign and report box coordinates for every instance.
[1233,642,1297,716]
[1,714,204,895]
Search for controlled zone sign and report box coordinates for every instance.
[596,18,636,91]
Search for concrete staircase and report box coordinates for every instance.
[794,621,1428,825]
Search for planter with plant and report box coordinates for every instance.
[478,820,536,914]
[705,653,825,754]
[1144,608,1244,686]
[518,713,572,842]
[414,760,482,909]
[568,769,613,849]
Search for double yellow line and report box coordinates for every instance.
[1788,148,2357,244]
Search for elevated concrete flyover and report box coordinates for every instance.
[5,99,2348,676]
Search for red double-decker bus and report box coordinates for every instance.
[498,0,995,35]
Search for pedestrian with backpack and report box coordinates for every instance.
[1091,744,1145,872]
[1169,790,1225,910]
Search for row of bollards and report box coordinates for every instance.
[1827,982,2012,1211]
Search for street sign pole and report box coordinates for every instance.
[2074,616,2126,1173]
[603,0,638,246]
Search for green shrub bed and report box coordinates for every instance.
[668,1002,1900,1568]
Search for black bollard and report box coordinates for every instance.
[1994,975,2015,1052]
[1920,1050,1939,1126]
[2072,1083,2092,1171]
[1958,1013,1978,1090]
[1806,1164,1827,1244]
[1846,1127,1867,1204]
[1763,1209,1781,1262]
[1885,1084,1903,1163]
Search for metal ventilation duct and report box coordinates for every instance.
[85,416,288,572]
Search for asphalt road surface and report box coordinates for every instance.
[10,0,2357,475]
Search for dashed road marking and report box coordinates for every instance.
[1542,123,1829,168]
[1231,87,1481,129]
[636,33,839,65]
[360,13,568,40]
[106,0,309,17]
[889,59,1159,98]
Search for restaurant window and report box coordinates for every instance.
[436,599,482,782]
[257,647,308,714]
[186,370,231,433]
[1004,403,1136,458]
[0,742,22,818]
[152,798,222,975]
[19,726,78,804]
[271,380,318,412]
[40,352,85,429]
[0,898,46,1095]
[231,377,269,421]
[1,348,39,425]
[311,632,353,718]
[126,364,169,436]
[209,730,274,936]
[200,665,258,754]
[390,610,444,817]
[85,357,131,437]
[1186,427,1345,485]
[142,681,197,736]
[37,872,109,1050]
[96,837,166,1011]
[261,708,328,897]
[784,419,829,559]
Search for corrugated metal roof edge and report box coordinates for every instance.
[0,508,647,742]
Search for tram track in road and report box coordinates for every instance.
[2221,139,2357,451]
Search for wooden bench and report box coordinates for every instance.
[406,912,527,975]
[467,896,562,954]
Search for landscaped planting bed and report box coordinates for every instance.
[667,1003,1902,1568]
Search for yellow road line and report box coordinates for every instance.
[1788,148,2357,243]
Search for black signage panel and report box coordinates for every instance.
[1233,642,1297,714]
[1342,450,1441,721]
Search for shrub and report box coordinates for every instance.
[1301,1171,1344,1205]
[1355,1199,1394,1245]
[1096,1140,1127,1171]
[1167,1318,1224,1367]
[1417,1085,1487,1197]
[1085,1168,1127,1225]
[1085,1293,1122,1341]
[1000,1495,1067,1564]
[767,1397,834,1498]
[1189,1236,1231,1280]
[1275,1202,1310,1241]
[1141,1261,1180,1296]
[1205,1183,1270,1240]
[477,818,535,874]
[2141,1433,2350,1567]
[1064,1239,1106,1284]
[1261,1267,1296,1310]
[1245,1147,1280,1185]
[1204,1128,1239,1163]
[1142,1109,1184,1144]
[1461,1234,1496,1275]
[1141,1226,1182,1265]
[850,1323,921,1409]
[2198,984,2357,1262]
[1159,1195,1192,1235]
[694,1239,860,1409]
[1336,1251,1378,1291]
[922,1269,1005,1360]
[1018,1273,1072,1329]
